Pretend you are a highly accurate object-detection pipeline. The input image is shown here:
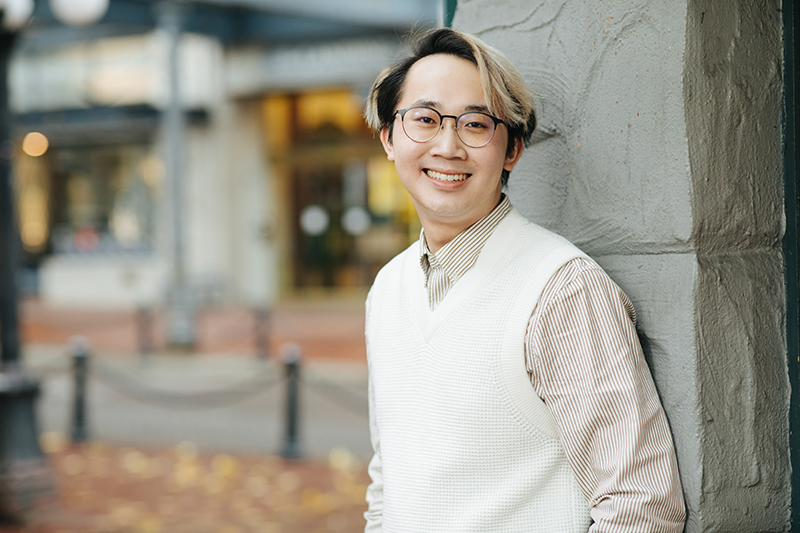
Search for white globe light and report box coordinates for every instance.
[342,206,371,236]
[300,205,330,236]
[1,0,34,30]
[49,0,109,26]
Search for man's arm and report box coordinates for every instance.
[364,294,383,532]
[526,258,686,533]
[364,369,383,531]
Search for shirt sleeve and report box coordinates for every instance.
[364,292,384,532]
[526,258,686,533]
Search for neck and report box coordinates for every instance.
[420,194,504,254]
[422,223,465,254]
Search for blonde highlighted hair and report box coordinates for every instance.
[365,28,536,155]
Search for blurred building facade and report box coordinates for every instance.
[10,0,442,308]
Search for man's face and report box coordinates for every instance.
[380,53,522,240]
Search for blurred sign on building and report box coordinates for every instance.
[11,32,221,111]
[227,37,401,95]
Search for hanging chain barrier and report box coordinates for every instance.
[298,375,369,418]
[60,336,369,456]
[91,360,285,410]
[24,362,71,379]
[65,335,284,412]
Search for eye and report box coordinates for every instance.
[459,113,493,131]
[404,107,440,127]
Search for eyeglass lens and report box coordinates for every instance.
[400,107,497,148]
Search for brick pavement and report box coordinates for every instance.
[20,296,368,363]
[0,438,370,533]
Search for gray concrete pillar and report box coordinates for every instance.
[454,0,789,530]
[156,1,195,348]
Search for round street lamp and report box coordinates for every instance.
[1,0,33,30]
[49,0,109,26]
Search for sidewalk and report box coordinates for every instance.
[6,296,373,532]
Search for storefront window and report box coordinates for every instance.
[262,89,417,291]
[46,144,159,254]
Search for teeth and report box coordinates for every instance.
[426,169,469,182]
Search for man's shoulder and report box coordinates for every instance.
[501,207,588,265]
[370,239,419,288]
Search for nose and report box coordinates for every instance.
[430,116,466,157]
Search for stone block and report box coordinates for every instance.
[456,0,692,255]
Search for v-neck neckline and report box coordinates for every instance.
[410,208,526,341]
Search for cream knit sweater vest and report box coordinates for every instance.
[366,208,593,533]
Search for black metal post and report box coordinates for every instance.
[137,307,154,358]
[69,337,90,443]
[0,28,52,522]
[280,342,303,459]
[0,373,51,521]
[0,32,19,370]
[254,307,270,360]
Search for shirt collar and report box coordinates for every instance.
[419,194,512,286]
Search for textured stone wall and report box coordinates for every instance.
[453,0,789,530]
[684,1,788,530]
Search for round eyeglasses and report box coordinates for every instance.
[395,106,507,148]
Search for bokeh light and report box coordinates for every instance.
[22,131,49,157]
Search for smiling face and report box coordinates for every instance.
[380,53,522,251]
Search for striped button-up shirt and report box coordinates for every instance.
[419,195,686,533]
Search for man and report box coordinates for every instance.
[362,28,685,533]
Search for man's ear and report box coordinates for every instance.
[380,127,395,161]
[503,139,523,172]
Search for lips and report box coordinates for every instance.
[425,169,470,182]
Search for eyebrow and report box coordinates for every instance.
[464,104,491,113]
[410,99,441,109]
[409,100,491,114]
